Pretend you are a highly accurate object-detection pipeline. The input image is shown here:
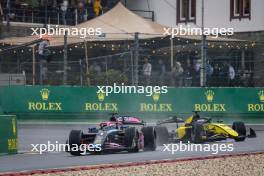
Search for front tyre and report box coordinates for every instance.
[232,122,246,142]
[155,126,169,145]
[124,127,139,153]
[142,126,156,151]
[68,130,83,156]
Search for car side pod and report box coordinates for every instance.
[247,128,257,138]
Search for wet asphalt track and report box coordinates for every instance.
[0,123,263,173]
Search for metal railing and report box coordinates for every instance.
[0,56,256,87]
[2,6,113,25]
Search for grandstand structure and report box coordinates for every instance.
[0,0,262,87]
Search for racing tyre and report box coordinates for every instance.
[68,130,83,156]
[155,126,169,145]
[124,127,139,153]
[232,121,246,142]
[191,123,205,144]
[142,126,156,151]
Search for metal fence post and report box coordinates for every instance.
[63,31,68,85]
[130,50,134,85]
[200,0,207,87]
[79,59,83,86]
[134,32,139,86]
[32,45,36,85]
[84,40,90,86]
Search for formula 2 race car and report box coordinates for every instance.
[156,111,256,144]
[67,113,157,155]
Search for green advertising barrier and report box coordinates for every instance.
[0,115,18,155]
[0,86,263,123]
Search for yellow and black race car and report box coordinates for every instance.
[155,111,256,144]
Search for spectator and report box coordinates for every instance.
[228,63,235,86]
[142,58,152,85]
[38,38,50,59]
[158,59,166,85]
[93,0,102,16]
[86,0,94,19]
[222,62,229,87]
[212,63,220,86]
[78,1,86,22]
[206,61,214,86]
[192,59,200,87]
[38,38,50,85]
[90,62,102,74]
[171,61,184,87]
[184,59,192,86]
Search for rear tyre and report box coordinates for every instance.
[191,123,204,144]
[155,126,169,145]
[68,130,83,156]
[124,127,139,153]
[232,121,246,142]
[142,126,156,151]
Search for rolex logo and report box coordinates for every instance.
[97,92,105,102]
[205,90,214,102]
[40,88,50,101]
[258,90,264,102]
[152,92,160,102]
